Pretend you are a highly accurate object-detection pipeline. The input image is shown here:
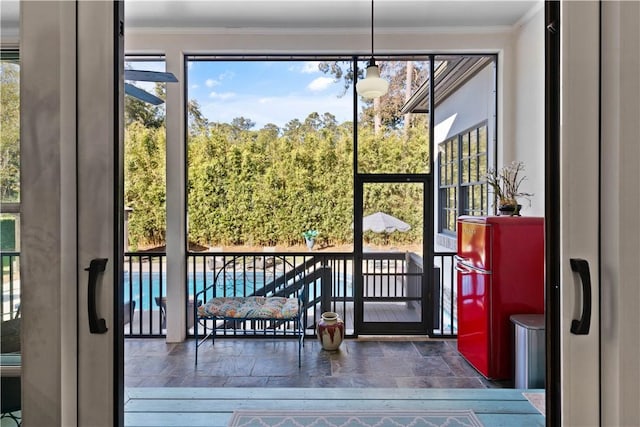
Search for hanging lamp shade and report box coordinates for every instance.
[356,58,389,99]
[356,0,388,99]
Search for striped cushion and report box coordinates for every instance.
[199,296,301,319]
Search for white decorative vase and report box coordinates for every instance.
[316,312,345,351]
[305,238,315,251]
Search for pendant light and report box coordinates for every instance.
[356,0,389,99]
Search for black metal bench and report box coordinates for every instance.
[194,256,308,367]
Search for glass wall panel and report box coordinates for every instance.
[186,58,354,252]
[356,58,431,174]
[123,58,168,251]
[1,49,21,425]
[361,182,424,323]
[434,55,495,236]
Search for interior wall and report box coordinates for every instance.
[512,5,545,216]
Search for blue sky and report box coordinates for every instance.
[187,60,353,129]
[125,59,355,129]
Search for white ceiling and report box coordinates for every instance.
[125,0,539,31]
[1,0,541,40]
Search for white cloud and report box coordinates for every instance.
[209,91,236,100]
[307,77,334,92]
[205,78,218,88]
[218,70,235,80]
[191,84,200,89]
[300,61,321,74]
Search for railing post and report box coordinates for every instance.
[320,265,332,314]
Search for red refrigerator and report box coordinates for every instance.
[455,216,544,380]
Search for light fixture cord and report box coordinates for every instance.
[370,0,374,57]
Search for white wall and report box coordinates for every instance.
[433,62,496,250]
[512,5,545,216]
[434,63,496,145]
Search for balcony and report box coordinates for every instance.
[121,250,457,339]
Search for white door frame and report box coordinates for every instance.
[599,1,640,425]
[559,1,601,425]
[20,1,122,425]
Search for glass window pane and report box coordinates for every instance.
[357,58,431,174]
[186,58,354,252]
[462,158,469,183]
[124,58,168,251]
[1,59,20,204]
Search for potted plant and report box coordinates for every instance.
[302,229,319,250]
[484,161,533,216]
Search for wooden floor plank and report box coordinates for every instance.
[476,413,545,426]
[125,412,230,427]
[125,386,534,401]
[125,387,544,427]
[125,397,539,414]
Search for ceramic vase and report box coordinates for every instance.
[316,311,344,351]
[305,238,315,251]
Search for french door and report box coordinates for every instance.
[556,1,640,425]
[20,1,123,425]
[354,175,433,335]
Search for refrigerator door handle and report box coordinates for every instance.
[570,258,591,335]
[454,255,470,264]
[455,262,473,274]
[454,256,491,275]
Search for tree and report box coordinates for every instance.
[0,62,20,202]
[124,86,164,128]
[124,123,167,248]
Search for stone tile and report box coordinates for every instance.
[177,375,228,387]
[207,356,255,376]
[125,338,508,389]
[225,376,269,387]
[339,340,384,357]
[412,340,460,357]
[396,376,486,388]
[266,376,319,387]
[442,354,483,377]
[379,341,422,358]
[410,356,456,377]
[331,357,413,377]
[251,357,307,377]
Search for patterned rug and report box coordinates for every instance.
[523,392,545,415]
[228,409,484,427]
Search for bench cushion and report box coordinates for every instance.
[199,296,300,319]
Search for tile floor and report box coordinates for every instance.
[125,338,512,389]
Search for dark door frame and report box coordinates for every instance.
[353,174,434,335]
[545,1,561,425]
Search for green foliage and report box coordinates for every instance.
[124,122,167,248]
[125,100,430,248]
[0,62,20,202]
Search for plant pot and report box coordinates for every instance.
[305,238,315,250]
[316,312,344,351]
[498,204,522,216]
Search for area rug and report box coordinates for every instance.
[523,392,545,415]
[228,409,484,427]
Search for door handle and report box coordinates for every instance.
[86,258,108,334]
[570,258,591,335]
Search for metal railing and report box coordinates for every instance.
[187,252,353,338]
[1,252,20,322]
[4,250,457,338]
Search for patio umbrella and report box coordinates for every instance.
[362,212,411,234]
